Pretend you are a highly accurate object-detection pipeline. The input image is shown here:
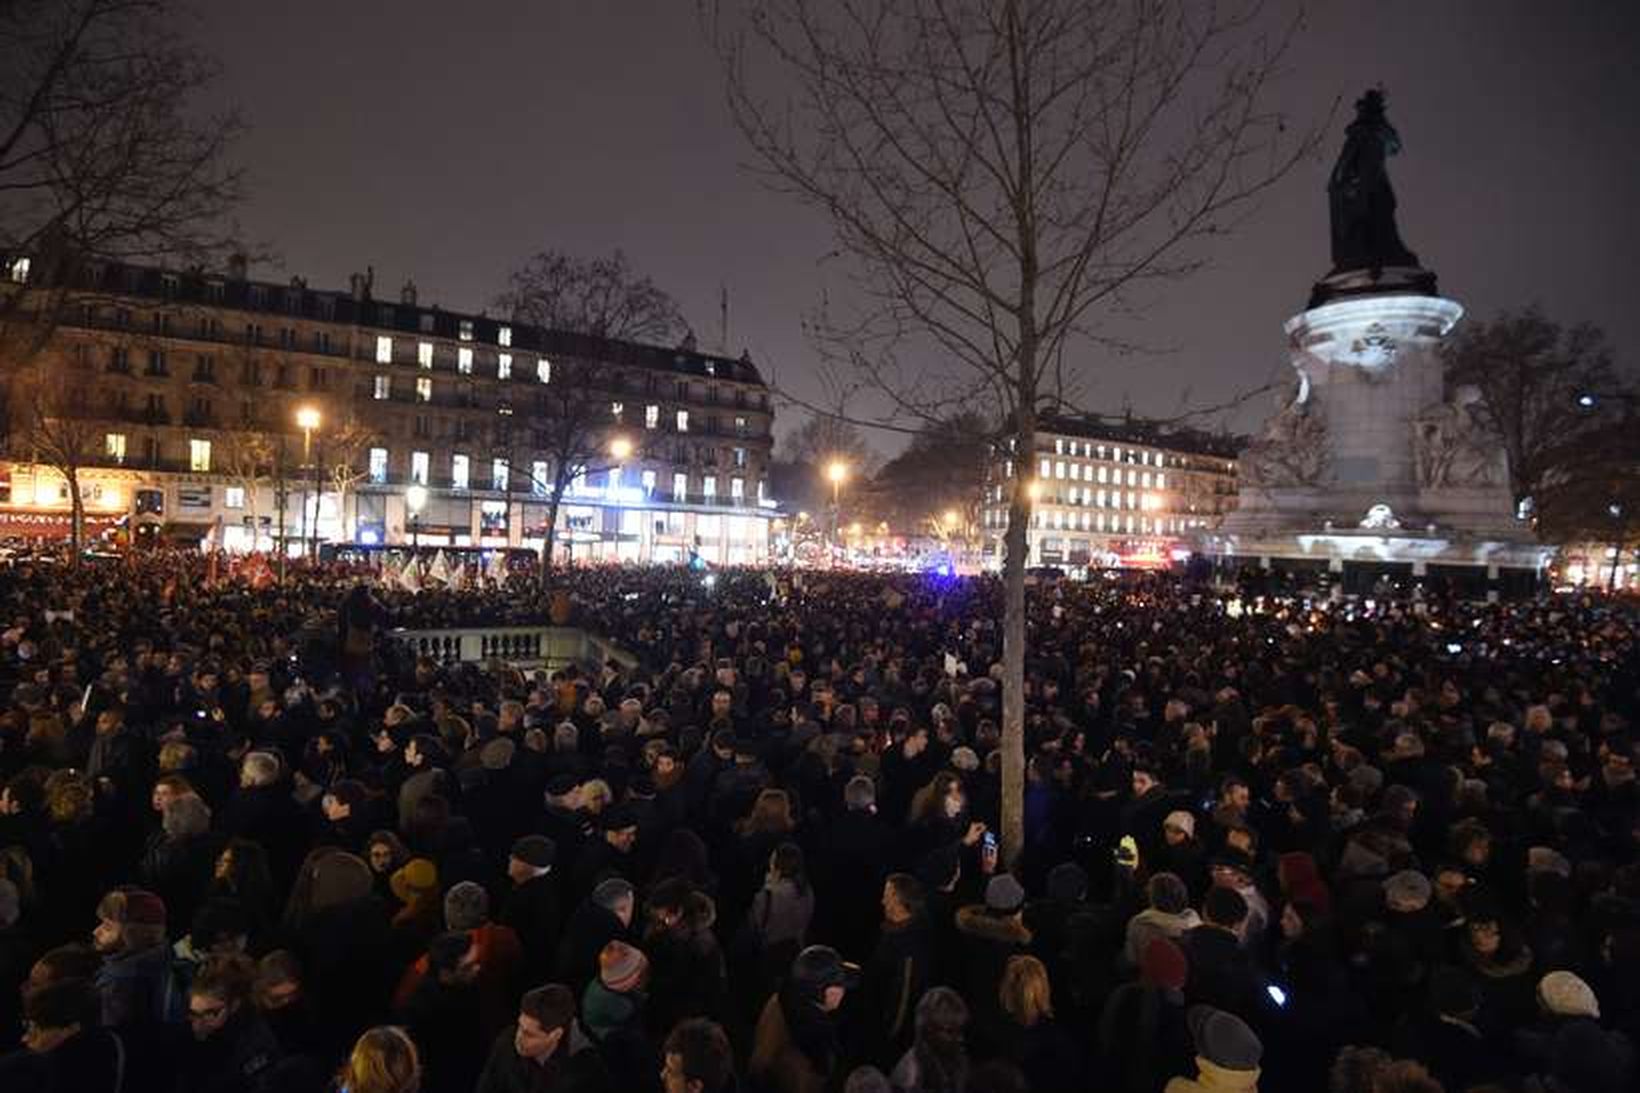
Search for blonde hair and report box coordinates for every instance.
[999,955,1054,1027]
[580,779,613,813]
[341,1025,421,1093]
[44,771,94,824]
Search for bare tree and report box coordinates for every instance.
[11,358,100,551]
[0,0,243,357]
[219,429,276,542]
[516,359,625,576]
[495,250,690,344]
[325,417,379,541]
[1441,307,1635,512]
[711,0,1317,863]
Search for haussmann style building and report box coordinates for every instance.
[0,257,778,563]
[980,416,1239,570]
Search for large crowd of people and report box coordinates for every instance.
[0,549,1635,1093]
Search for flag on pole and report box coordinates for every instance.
[485,550,508,586]
[427,549,452,587]
[399,552,422,593]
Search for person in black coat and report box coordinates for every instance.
[174,955,283,1093]
[395,931,487,1093]
[643,880,729,1038]
[1099,937,1194,1093]
[0,978,128,1093]
[854,873,935,1069]
[817,775,892,962]
[1180,887,1264,1025]
[556,879,635,992]
[500,835,561,987]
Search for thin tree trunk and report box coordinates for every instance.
[67,465,84,562]
[1000,408,1035,869]
[542,490,563,579]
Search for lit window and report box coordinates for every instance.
[418,342,433,368]
[458,348,473,374]
[611,401,624,420]
[735,415,748,435]
[531,461,548,496]
[607,467,622,493]
[703,475,717,500]
[1097,466,1107,484]
[5,257,29,283]
[105,433,127,463]
[641,469,656,496]
[1142,472,1152,488]
[1055,461,1066,479]
[1127,469,1137,486]
[459,320,473,342]
[369,448,388,483]
[374,375,391,400]
[498,325,512,347]
[416,377,431,402]
[189,438,211,472]
[375,335,393,364]
[645,404,659,429]
[451,454,470,490]
[410,451,430,485]
[1097,489,1107,507]
[225,487,245,509]
[491,458,509,491]
[733,447,747,468]
[497,353,512,380]
[731,477,745,500]
[676,410,689,433]
[537,358,551,383]
[1112,447,1122,462]
[1157,473,1166,489]
[673,472,688,500]
[757,479,767,503]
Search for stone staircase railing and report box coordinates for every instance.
[389,625,639,674]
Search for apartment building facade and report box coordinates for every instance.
[980,416,1239,569]
[0,258,777,563]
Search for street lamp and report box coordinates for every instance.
[826,460,848,565]
[609,435,634,461]
[294,406,322,559]
[405,483,428,549]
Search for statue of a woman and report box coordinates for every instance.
[1328,89,1422,274]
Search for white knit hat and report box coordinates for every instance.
[1538,970,1599,1019]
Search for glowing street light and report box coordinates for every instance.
[942,509,959,528]
[609,435,634,461]
[405,483,428,549]
[825,460,850,566]
[1026,480,1042,501]
[294,406,323,558]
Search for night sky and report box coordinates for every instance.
[196,2,1640,453]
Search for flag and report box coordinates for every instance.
[447,562,467,591]
[485,549,508,586]
[427,549,452,587]
[399,553,422,593]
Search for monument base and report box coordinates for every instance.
[1201,525,1550,600]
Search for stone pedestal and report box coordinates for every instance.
[1215,291,1548,591]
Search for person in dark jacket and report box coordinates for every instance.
[821,776,894,962]
[556,878,635,991]
[90,886,185,1029]
[175,954,282,1093]
[855,872,934,1068]
[1180,887,1263,1024]
[661,1018,736,1093]
[991,955,1080,1093]
[476,983,612,1093]
[0,977,128,1093]
[502,835,563,986]
[644,880,729,1038]
[1099,937,1195,1093]
[139,793,223,933]
[396,930,487,1093]
[952,875,1034,1054]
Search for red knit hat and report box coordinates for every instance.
[1141,937,1188,991]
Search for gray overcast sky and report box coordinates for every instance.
[197,1,1640,453]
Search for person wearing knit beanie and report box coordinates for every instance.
[1141,937,1189,993]
[1166,1006,1262,1093]
[599,940,648,994]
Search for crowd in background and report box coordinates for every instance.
[0,549,1635,1093]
